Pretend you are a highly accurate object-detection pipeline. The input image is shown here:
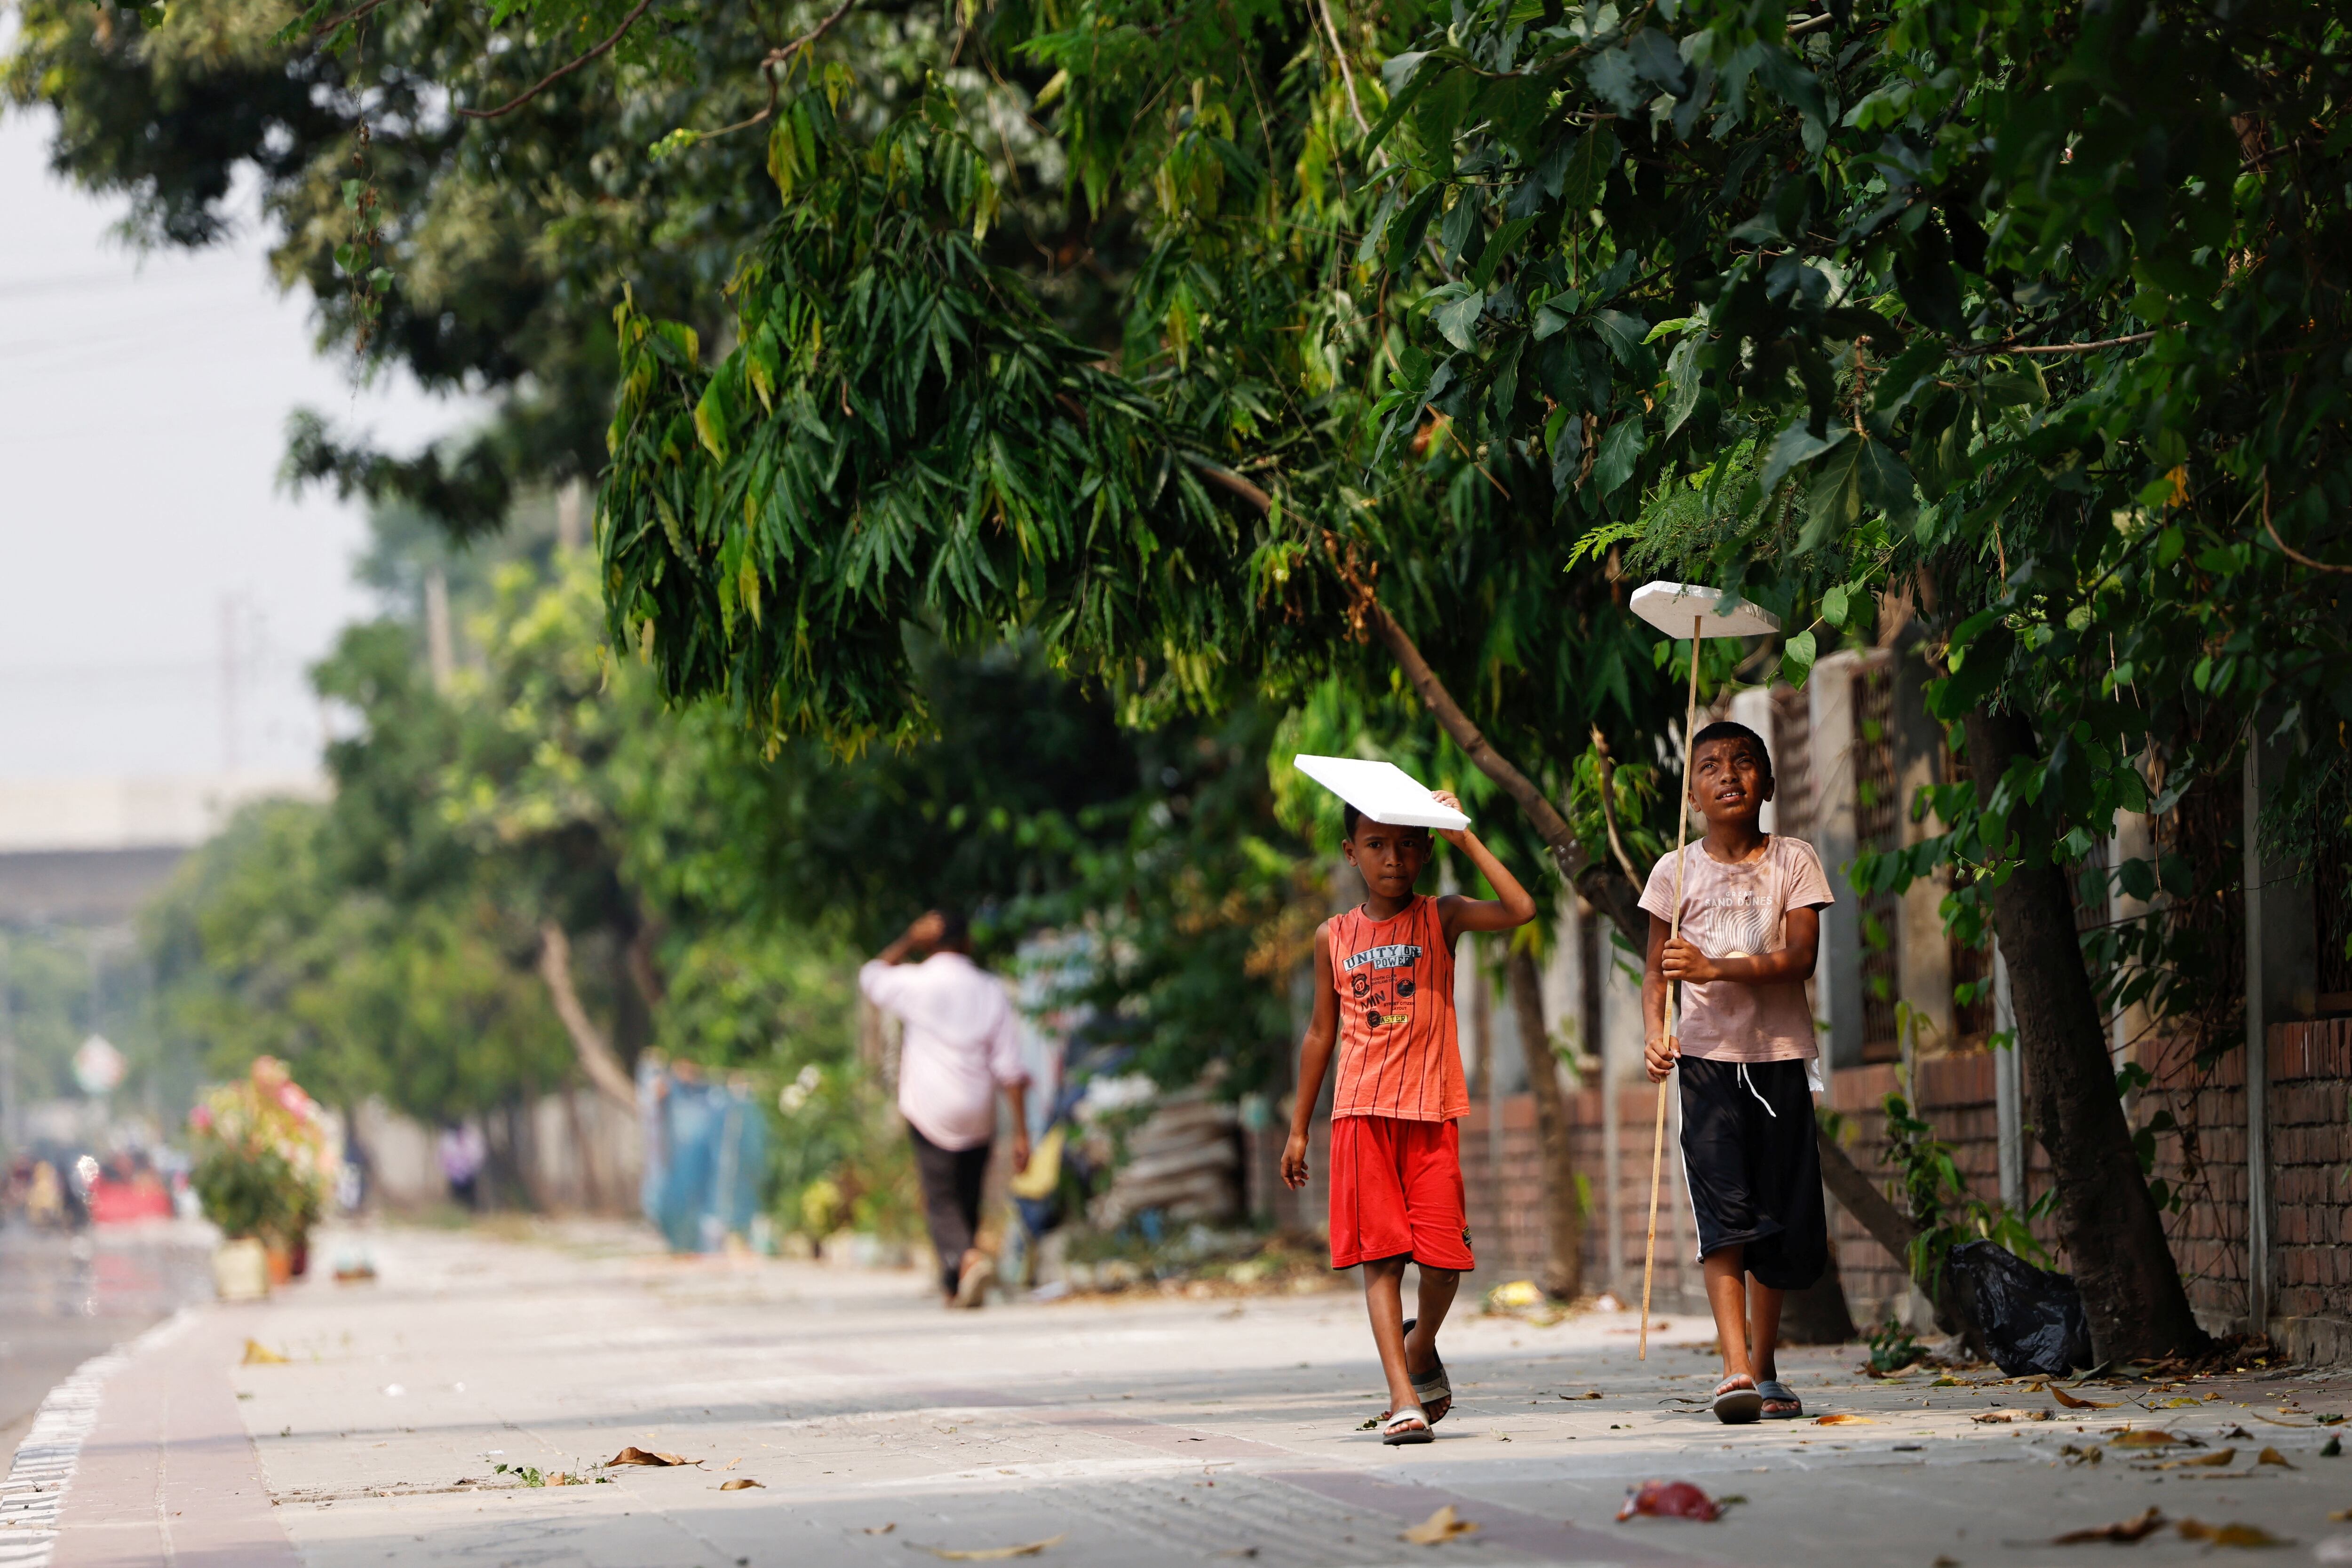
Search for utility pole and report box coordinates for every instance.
[423,567,456,693]
[219,592,241,773]
[0,931,16,1153]
[556,477,588,553]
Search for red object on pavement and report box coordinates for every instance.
[1616,1480,1723,1523]
[88,1175,175,1224]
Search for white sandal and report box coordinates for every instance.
[1711,1375,1763,1425]
[1381,1405,1435,1446]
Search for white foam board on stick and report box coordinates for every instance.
[1290,755,1470,831]
[1629,580,1782,640]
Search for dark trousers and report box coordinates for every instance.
[910,1125,991,1295]
[1677,1056,1828,1292]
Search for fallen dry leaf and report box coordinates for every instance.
[923,1535,1066,1560]
[1973,1409,2052,1424]
[606,1446,692,1467]
[2060,1443,2104,1466]
[241,1340,288,1366]
[1814,1413,1875,1426]
[2157,1397,2207,1409]
[1932,1377,1965,1388]
[2328,1509,2352,1524]
[2109,1429,2187,1448]
[2053,1507,2168,1544]
[1616,1480,1723,1522]
[2150,1448,2236,1470]
[2256,1447,2294,1469]
[723,1457,741,1471]
[1400,1505,1480,1545]
[2177,1519,2290,1547]
[1561,1391,1604,1401]
[2050,1385,2120,1410]
[865,1524,897,1535]
[718,1479,763,1491]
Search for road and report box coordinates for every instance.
[0,1221,215,1459]
[13,1221,2351,1567]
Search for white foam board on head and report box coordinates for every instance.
[1290,755,1470,831]
[1629,580,1782,640]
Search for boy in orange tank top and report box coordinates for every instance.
[1281,791,1535,1445]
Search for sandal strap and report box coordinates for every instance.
[1383,1406,1430,1434]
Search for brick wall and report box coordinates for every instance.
[1252,1016,2352,1358]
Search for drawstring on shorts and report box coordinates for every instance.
[1737,1063,1778,1117]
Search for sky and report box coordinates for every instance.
[0,109,471,782]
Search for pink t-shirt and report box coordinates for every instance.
[1638,835,1835,1062]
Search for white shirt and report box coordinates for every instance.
[858,952,1027,1151]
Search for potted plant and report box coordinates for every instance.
[187,1057,339,1298]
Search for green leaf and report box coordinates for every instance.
[1661,338,1702,438]
[1592,417,1647,498]
[1856,440,1919,526]
[1781,628,1818,687]
[1557,125,1620,213]
[1800,441,1867,551]
[1432,289,1486,352]
[1759,420,1847,495]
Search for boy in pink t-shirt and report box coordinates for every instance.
[1640,719,1835,1425]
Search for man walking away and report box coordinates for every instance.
[861,910,1031,1307]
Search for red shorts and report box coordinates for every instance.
[1327,1115,1475,1271]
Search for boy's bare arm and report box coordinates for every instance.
[1428,791,1539,942]
[1280,923,1341,1190]
[1661,905,1822,987]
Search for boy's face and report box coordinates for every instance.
[1343,818,1432,899]
[1690,736,1775,826]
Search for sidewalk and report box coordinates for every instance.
[15,1222,2352,1567]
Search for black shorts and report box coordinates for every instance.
[1678,1056,1828,1292]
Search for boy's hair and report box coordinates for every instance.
[1689,719,1773,783]
[933,906,972,950]
[1341,803,1433,843]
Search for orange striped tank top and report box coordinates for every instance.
[1328,895,1465,1122]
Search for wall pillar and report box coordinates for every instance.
[2243,731,2317,1332]
[1810,652,1867,1069]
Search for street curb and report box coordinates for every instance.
[0,1311,193,1568]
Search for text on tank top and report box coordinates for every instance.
[1328,895,1467,1122]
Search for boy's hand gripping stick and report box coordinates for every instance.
[1626,584,1778,1361]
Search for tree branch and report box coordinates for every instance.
[1179,451,1273,513]
[538,922,640,1110]
[456,0,658,120]
[2264,469,2352,573]
[658,0,865,141]
[1960,330,2156,357]
[1587,723,1645,887]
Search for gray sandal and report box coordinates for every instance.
[1399,1318,1452,1423]
[1757,1378,1802,1418]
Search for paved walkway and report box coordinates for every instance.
[13,1223,2352,1567]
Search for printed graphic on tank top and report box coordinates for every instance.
[1327,895,1466,1122]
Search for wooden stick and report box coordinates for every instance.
[1639,613,1704,1360]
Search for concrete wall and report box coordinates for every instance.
[350,1090,644,1216]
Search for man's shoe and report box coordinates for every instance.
[954,1251,995,1308]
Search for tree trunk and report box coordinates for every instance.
[1963,709,2206,1361]
[1813,1116,1971,1341]
[1505,948,1583,1300]
[538,922,641,1112]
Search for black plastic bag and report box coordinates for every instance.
[1947,1240,2094,1376]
